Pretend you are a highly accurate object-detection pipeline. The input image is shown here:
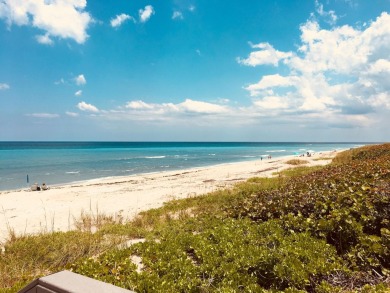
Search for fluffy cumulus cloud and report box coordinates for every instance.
[35,33,53,45]
[253,96,290,110]
[77,101,99,112]
[245,74,298,96]
[237,43,292,66]
[238,10,390,129]
[124,99,228,116]
[75,74,86,85]
[315,0,337,25]
[0,83,10,90]
[0,0,92,44]
[139,5,154,23]
[75,90,82,96]
[110,13,134,28]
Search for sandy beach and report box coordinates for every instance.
[0,151,339,242]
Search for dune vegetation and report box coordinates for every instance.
[1,144,389,292]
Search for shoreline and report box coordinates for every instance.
[0,150,341,242]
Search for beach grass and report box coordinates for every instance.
[285,158,309,165]
[1,144,390,292]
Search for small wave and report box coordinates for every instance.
[208,154,216,156]
[266,150,286,153]
[145,156,166,159]
[242,155,256,158]
[66,171,80,174]
[120,157,135,161]
[299,149,306,151]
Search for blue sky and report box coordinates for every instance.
[0,0,389,141]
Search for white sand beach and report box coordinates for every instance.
[0,151,340,242]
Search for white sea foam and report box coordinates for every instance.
[66,171,80,174]
[266,150,286,153]
[145,156,166,159]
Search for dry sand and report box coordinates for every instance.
[0,151,339,242]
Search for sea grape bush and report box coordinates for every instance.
[225,144,390,277]
[72,219,345,292]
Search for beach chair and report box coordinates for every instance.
[18,270,134,293]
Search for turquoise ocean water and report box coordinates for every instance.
[0,142,367,191]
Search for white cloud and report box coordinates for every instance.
[315,0,338,25]
[367,59,390,75]
[126,100,154,110]
[139,5,154,23]
[179,99,228,114]
[36,33,53,45]
[75,90,82,96]
[66,111,79,117]
[75,74,86,85]
[0,0,92,44]
[254,96,290,110]
[237,42,292,66]
[245,74,297,96]
[77,101,99,112]
[0,83,10,90]
[27,113,59,118]
[172,11,183,20]
[125,99,228,115]
[189,5,196,12]
[54,78,65,85]
[239,11,390,128]
[111,13,133,28]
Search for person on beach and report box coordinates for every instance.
[31,183,40,191]
[42,183,48,190]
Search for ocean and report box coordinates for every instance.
[0,142,367,191]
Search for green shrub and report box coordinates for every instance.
[72,219,345,292]
[224,144,390,279]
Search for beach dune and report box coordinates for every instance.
[0,151,338,242]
